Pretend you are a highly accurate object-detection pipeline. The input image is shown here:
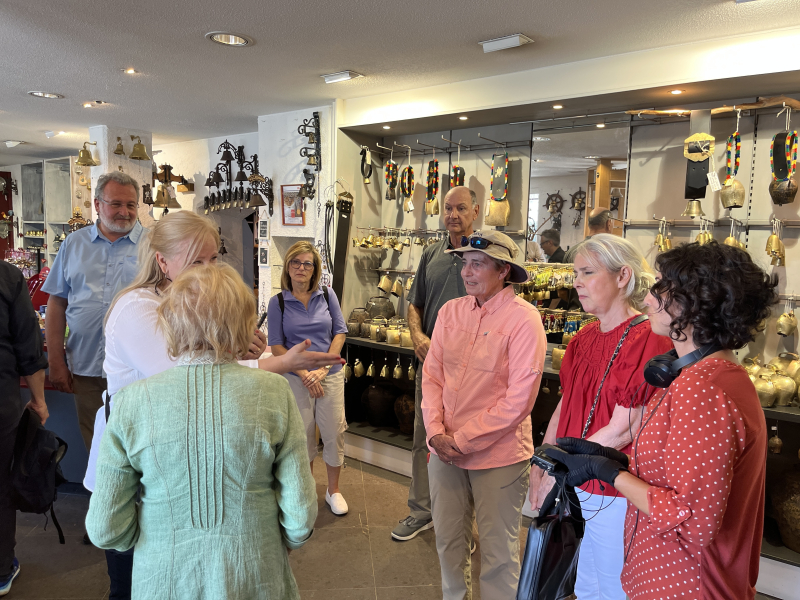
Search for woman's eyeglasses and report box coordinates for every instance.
[289,259,314,270]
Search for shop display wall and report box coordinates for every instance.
[0,163,22,250]
[530,173,586,253]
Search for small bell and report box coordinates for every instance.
[307,132,317,145]
[128,135,151,161]
[391,278,404,298]
[219,239,228,256]
[654,233,664,248]
[235,170,248,182]
[212,170,224,184]
[723,235,738,247]
[408,364,416,381]
[113,137,125,156]
[250,191,267,208]
[220,148,235,162]
[776,311,797,336]
[663,237,672,250]
[307,155,318,167]
[366,362,376,377]
[354,359,365,378]
[393,359,403,380]
[75,141,98,167]
[681,200,705,218]
[768,426,783,454]
[344,363,352,382]
[380,364,389,378]
[393,240,404,253]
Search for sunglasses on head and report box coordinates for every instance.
[462,236,512,256]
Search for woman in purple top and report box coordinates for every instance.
[268,241,349,515]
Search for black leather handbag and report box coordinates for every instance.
[516,482,583,600]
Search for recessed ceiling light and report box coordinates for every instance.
[321,70,363,84]
[532,136,551,142]
[459,116,469,121]
[28,91,64,99]
[553,104,563,110]
[83,100,107,108]
[4,141,24,148]
[44,130,67,138]
[670,89,684,95]
[596,123,606,128]
[122,68,138,74]
[382,125,391,130]
[478,33,534,53]
[532,159,544,162]
[584,155,600,159]
[83,103,92,108]
[205,32,253,47]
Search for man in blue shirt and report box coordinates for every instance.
[43,171,147,451]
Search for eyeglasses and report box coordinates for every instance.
[289,259,314,270]
[99,198,139,212]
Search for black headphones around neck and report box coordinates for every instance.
[643,342,723,388]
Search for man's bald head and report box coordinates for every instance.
[587,208,613,234]
[443,186,479,238]
[445,186,478,207]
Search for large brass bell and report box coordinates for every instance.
[113,137,125,156]
[354,359,365,378]
[769,178,798,206]
[128,135,151,161]
[777,298,797,336]
[720,179,745,209]
[378,273,393,294]
[768,426,783,454]
[681,200,705,218]
[75,141,98,167]
[391,278,404,298]
[766,233,782,255]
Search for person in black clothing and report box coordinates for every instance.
[541,229,565,263]
[0,261,49,596]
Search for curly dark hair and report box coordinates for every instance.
[652,241,778,349]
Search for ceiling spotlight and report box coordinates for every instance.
[44,130,66,138]
[553,104,563,110]
[83,103,92,108]
[532,136,551,142]
[205,32,253,47]
[670,89,684,95]
[532,159,544,162]
[123,68,138,74]
[382,125,391,130]
[321,70,363,84]
[478,33,533,53]
[584,155,600,159]
[4,141,24,148]
[28,91,64,99]
[596,123,606,128]
[459,116,469,121]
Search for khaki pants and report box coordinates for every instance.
[428,455,530,600]
[408,360,431,521]
[72,374,106,452]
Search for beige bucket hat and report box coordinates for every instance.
[446,230,529,284]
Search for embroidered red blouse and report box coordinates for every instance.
[621,359,766,600]
[556,315,672,496]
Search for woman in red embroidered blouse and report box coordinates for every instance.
[545,242,777,600]
[532,234,672,600]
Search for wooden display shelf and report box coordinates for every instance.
[763,405,800,424]
[346,337,415,356]
[762,535,800,568]
[347,421,413,451]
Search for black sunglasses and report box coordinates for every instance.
[462,236,512,256]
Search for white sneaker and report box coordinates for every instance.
[325,490,348,515]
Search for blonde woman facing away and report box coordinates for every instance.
[268,242,349,515]
[87,263,317,599]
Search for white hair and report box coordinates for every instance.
[575,233,654,311]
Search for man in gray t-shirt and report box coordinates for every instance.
[391,186,479,542]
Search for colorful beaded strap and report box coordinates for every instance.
[400,166,414,198]
[770,130,798,182]
[385,160,398,189]
[451,164,465,186]
[426,159,439,201]
[490,152,509,201]
[724,131,741,183]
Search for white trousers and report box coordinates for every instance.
[284,370,346,466]
[574,491,628,600]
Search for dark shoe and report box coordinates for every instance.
[391,516,434,541]
[0,558,20,596]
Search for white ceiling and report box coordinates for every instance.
[1,0,799,166]
[530,126,630,177]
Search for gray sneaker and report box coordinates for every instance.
[391,516,434,541]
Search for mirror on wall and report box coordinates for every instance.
[527,125,630,261]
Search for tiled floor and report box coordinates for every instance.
[9,457,527,600]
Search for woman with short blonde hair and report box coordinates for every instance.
[87,263,317,599]
[269,241,349,516]
[531,233,673,600]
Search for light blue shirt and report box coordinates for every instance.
[42,221,147,377]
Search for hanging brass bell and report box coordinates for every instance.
[113,137,125,156]
[769,428,783,454]
[663,237,672,250]
[654,233,664,248]
[393,240,404,253]
[307,132,317,145]
[403,237,411,247]
[765,233,781,255]
[166,189,181,209]
[153,185,168,208]
[75,141,98,166]
[392,278,404,298]
[408,364,416,381]
[307,155,318,166]
[378,273,393,294]
[723,235,738,247]
[769,177,798,206]
[344,363,352,382]
[352,237,359,247]
[777,311,798,337]
[737,240,746,250]
[249,192,266,208]
[415,237,425,246]
[380,364,389,378]
[393,362,403,379]
[366,362,376,377]
[406,276,414,291]
[681,200,705,218]
[128,135,151,161]
[354,359,365,378]
[720,179,745,209]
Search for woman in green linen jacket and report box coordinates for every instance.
[86,263,317,599]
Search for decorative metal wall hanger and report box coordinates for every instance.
[545,191,565,214]
[570,187,586,211]
[298,112,321,173]
[203,140,271,215]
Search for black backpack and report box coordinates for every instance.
[275,287,333,345]
[10,408,68,544]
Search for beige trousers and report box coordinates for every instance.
[428,454,530,600]
[72,374,106,452]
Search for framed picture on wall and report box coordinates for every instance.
[258,218,270,240]
[259,247,269,266]
[281,184,305,226]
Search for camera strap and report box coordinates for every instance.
[580,314,648,439]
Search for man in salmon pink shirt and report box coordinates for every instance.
[422,230,546,600]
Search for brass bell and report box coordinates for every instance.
[769,178,798,206]
[75,141,98,166]
[738,240,746,250]
[723,235,738,247]
[654,233,664,248]
[166,190,181,210]
[307,132,317,145]
[769,427,783,454]
[681,200,705,218]
[392,278,404,298]
[113,137,125,156]
[393,240,404,253]
[777,311,798,336]
[378,273,393,294]
[128,135,151,161]
[307,155,318,166]
[374,236,384,248]
[352,237,360,247]
[344,363,352,382]
[354,359,365,378]
[720,179,745,209]
[393,360,403,379]
[663,237,672,250]
[366,234,375,246]
[406,276,414,291]
[408,364,416,381]
[359,237,369,248]
[403,237,411,247]
[366,362,376,377]
[153,185,168,208]
[415,237,425,246]
[249,192,266,208]
[766,233,782,256]
[380,364,389,378]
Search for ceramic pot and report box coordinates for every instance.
[347,320,361,337]
[769,352,799,374]
[394,394,415,435]
[400,327,413,348]
[552,344,567,371]
[349,307,369,324]
[366,295,396,320]
[769,368,797,407]
[360,320,372,338]
[386,326,401,345]
[772,467,800,553]
[769,177,798,206]
[754,374,777,408]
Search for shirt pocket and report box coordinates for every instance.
[471,330,509,373]
[123,256,138,284]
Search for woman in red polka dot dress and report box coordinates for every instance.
[545,242,777,600]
